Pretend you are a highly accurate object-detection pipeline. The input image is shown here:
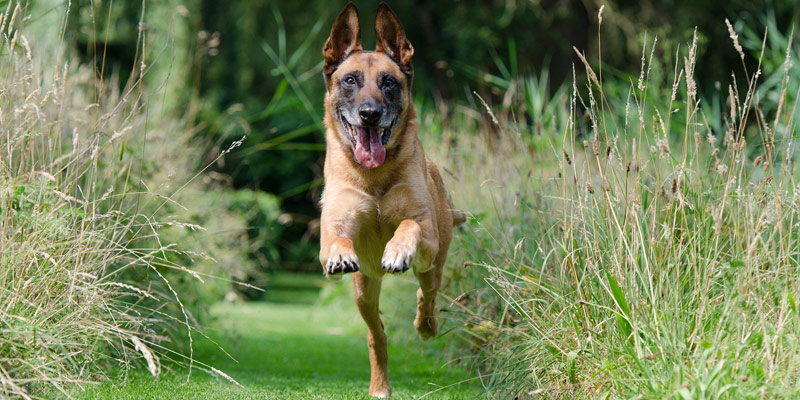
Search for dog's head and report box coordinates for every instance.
[322,2,414,169]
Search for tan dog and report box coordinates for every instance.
[318,2,463,398]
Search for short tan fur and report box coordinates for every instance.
[317,2,464,398]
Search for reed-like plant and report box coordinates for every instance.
[421,13,800,399]
[0,2,247,397]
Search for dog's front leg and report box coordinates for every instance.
[381,216,438,274]
[319,190,365,279]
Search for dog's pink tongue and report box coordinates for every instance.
[353,126,386,168]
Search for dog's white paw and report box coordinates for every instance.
[369,385,391,398]
[325,252,360,278]
[381,240,415,274]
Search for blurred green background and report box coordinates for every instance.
[56,0,798,289]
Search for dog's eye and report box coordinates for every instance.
[343,76,356,85]
[383,78,397,89]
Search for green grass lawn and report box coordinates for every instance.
[75,275,484,400]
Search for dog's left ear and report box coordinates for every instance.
[375,3,414,75]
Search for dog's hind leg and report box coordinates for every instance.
[413,261,443,340]
[353,272,391,398]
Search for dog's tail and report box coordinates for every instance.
[451,208,466,227]
[444,186,466,227]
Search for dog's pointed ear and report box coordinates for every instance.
[323,3,362,79]
[375,3,413,75]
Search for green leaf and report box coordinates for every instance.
[615,313,632,340]
[607,271,631,318]
[249,79,290,121]
[566,350,578,383]
[749,332,764,348]
[607,271,633,339]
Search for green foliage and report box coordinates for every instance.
[1,2,266,396]
[219,189,285,271]
[53,0,800,277]
[417,15,800,399]
[194,2,325,194]
[741,8,800,126]
[10,0,800,397]
[0,18,180,395]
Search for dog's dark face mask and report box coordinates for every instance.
[322,3,414,169]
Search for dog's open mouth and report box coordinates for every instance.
[341,119,392,169]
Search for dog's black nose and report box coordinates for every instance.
[358,104,383,125]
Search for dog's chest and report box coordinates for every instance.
[351,197,401,276]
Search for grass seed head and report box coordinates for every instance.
[725,18,745,60]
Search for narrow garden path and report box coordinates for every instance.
[82,275,483,399]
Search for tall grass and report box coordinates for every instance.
[420,15,800,399]
[0,2,246,397]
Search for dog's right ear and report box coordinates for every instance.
[323,2,362,82]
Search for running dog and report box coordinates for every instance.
[318,3,464,397]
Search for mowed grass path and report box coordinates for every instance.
[79,275,483,399]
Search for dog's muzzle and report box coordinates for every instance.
[340,117,394,168]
